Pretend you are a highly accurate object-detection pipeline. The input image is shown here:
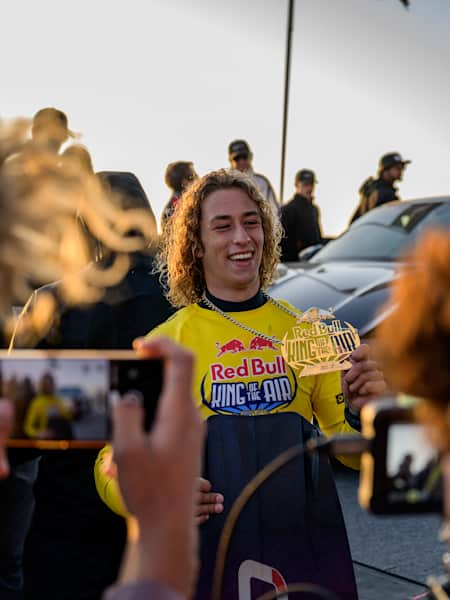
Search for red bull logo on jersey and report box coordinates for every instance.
[201,345,297,415]
[216,336,278,357]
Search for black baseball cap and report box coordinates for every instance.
[379,152,411,173]
[295,169,317,184]
[228,139,251,159]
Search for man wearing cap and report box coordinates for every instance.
[228,139,278,215]
[280,169,323,262]
[350,152,411,223]
[31,107,77,154]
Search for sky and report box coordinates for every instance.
[2,0,450,235]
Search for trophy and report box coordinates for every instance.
[281,307,360,377]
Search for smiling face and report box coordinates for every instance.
[198,187,264,301]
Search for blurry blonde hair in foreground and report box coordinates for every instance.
[376,230,450,451]
[0,115,156,342]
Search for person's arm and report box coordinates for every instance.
[23,399,41,439]
[103,336,204,600]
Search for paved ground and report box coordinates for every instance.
[333,463,444,599]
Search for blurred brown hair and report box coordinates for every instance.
[376,230,450,449]
[0,116,155,340]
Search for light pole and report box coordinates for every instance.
[279,0,294,205]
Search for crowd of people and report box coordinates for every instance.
[0,105,444,600]
[162,139,411,263]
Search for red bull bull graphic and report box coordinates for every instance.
[249,336,278,351]
[216,339,246,357]
[216,336,279,357]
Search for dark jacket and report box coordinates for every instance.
[350,177,399,224]
[25,252,175,350]
[280,194,322,262]
[365,178,399,211]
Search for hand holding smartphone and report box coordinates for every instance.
[2,350,162,449]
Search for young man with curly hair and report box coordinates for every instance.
[96,169,386,526]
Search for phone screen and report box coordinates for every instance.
[360,402,443,514]
[2,352,162,449]
[386,423,440,508]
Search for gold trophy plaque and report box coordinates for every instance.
[281,307,360,377]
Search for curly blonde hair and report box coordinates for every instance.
[0,115,155,341]
[156,169,282,307]
[376,230,450,450]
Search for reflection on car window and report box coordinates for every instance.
[311,224,408,262]
[313,202,449,263]
[392,204,434,232]
[412,203,450,237]
[396,203,450,254]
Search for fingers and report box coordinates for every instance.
[342,343,387,414]
[197,477,212,493]
[343,357,378,386]
[111,391,145,456]
[196,492,224,513]
[195,477,224,521]
[346,366,385,394]
[349,343,370,362]
[195,514,210,525]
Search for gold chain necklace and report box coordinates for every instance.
[201,292,301,345]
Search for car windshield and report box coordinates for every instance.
[311,202,444,262]
[311,223,408,262]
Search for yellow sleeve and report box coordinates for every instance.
[311,371,361,470]
[94,445,129,517]
[24,399,43,438]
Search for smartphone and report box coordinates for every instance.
[359,398,442,514]
[2,350,163,450]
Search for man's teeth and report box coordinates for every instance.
[230,252,252,260]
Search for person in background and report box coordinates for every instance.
[0,114,155,600]
[227,139,278,216]
[280,169,323,262]
[24,372,72,439]
[30,107,77,154]
[350,152,411,224]
[161,161,198,228]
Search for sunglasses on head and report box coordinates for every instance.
[233,153,249,162]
